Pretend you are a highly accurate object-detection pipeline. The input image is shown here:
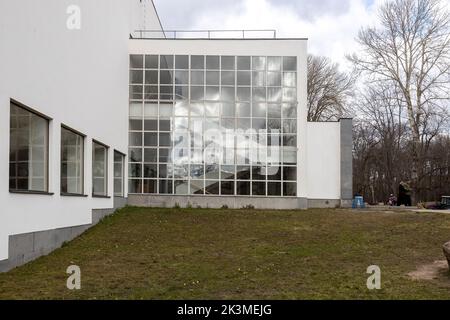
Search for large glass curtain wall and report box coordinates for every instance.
[129,54,298,197]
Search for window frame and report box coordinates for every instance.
[9,99,52,195]
[92,139,110,198]
[113,150,126,197]
[60,125,86,197]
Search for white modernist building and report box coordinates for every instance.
[0,0,352,272]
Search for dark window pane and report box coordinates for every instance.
[160,70,173,84]
[190,180,204,195]
[268,182,281,196]
[145,70,158,84]
[129,132,142,146]
[129,179,142,193]
[221,56,235,70]
[159,148,170,162]
[205,180,220,195]
[144,164,157,178]
[144,148,157,162]
[144,133,157,146]
[252,182,266,196]
[236,181,250,195]
[145,55,158,69]
[129,163,142,178]
[159,179,173,194]
[9,103,49,192]
[143,179,157,193]
[252,166,267,180]
[236,166,250,180]
[191,55,204,69]
[206,56,220,69]
[92,142,108,196]
[237,56,251,70]
[130,70,143,84]
[160,55,174,69]
[129,119,142,131]
[61,127,84,194]
[284,182,296,196]
[130,55,143,68]
[267,166,282,180]
[283,167,297,181]
[221,181,234,195]
[143,120,157,131]
[283,56,297,71]
[175,55,189,69]
[159,133,172,147]
[237,71,251,86]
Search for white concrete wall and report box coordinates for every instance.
[306,122,341,200]
[0,0,162,261]
[129,39,308,199]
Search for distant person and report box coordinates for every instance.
[388,194,397,206]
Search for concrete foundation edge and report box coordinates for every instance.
[0,197,127,273]
[128,195,314,210]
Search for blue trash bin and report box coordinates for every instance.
[352,196,365,209]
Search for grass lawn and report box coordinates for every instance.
[1,206,450,300]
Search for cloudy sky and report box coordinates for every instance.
[151,0,389,70]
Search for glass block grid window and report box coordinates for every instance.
[9,102,49,192]
[129,55,298,197]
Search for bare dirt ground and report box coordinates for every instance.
[408,261,449,281]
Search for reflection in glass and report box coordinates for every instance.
[205,180,220,195]
[252,57,266,70]
[190,180,204,194]
[129,55,297,197]
[267,57,281,71]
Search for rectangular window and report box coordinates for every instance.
[92,141,108,197]
[9,102,49,193]
[129,55,298,197]
[61,127,84,195]
[114,151,125,197]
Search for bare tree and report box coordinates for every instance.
[348,0,450,203]
[307,54,354,121]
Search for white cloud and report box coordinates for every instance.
[153,0,450,70]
